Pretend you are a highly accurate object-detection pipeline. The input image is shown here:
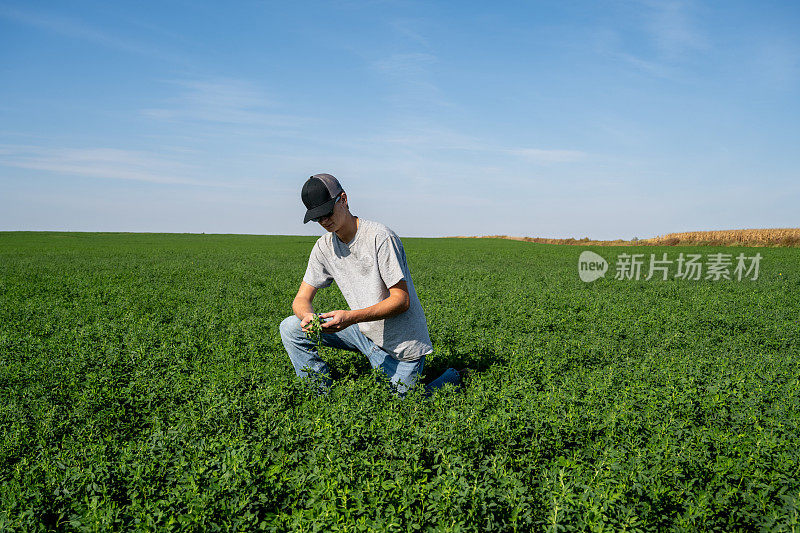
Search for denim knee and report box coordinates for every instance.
[279,315,302,342]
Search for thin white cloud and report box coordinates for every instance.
[0,145,226,186]
[616,52,681,80]
[0,6,178,60]
[367,126,588,163]
[642,0,708,59]
[390,19,431,48]
[506,148,587,164]
[378,127,484,151]
[372,53,453,109]
[596,1,707,79]
[374,52,437,77]
[143,78,303,128]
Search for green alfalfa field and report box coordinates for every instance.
[1,231,799,531]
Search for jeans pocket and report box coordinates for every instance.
[368,344,390,367]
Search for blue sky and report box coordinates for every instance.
[1,0,798,239]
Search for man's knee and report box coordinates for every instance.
[279,315,302,341]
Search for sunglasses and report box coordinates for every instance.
[311,195,342,223]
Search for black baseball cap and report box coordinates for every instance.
[301,173,344,223]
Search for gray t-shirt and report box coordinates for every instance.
[302,219,433,362]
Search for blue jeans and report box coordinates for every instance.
[279,315,460,396]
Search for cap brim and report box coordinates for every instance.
[303,196,337,223]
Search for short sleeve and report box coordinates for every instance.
[377,234,407,289]
[303,241,334,288]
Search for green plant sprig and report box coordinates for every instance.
[305,313,323,345]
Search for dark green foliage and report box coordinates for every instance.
[1,232,798,531]
[305,314,323,346]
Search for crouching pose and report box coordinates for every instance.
[280,173,460,396]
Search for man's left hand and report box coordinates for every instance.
[319,310,355,332]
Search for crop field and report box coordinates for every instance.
[2,232,799,531]
[469,227,800,247]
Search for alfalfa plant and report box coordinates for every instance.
[305,313,324,346]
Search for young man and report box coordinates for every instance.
[279,173,460,395]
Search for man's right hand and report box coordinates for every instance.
[300,312,318,332]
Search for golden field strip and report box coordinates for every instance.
[455,228,800,247]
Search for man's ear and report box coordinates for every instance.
[341,192,348,209]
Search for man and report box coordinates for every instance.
[279,173,460,396]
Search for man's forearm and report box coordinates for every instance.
[316,283,410,332]
[293,298,314,320]
[349,293,409,324]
